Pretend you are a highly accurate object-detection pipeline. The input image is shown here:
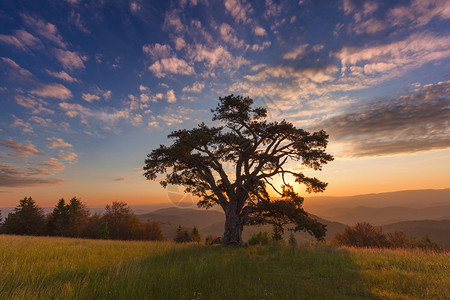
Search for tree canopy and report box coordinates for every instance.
[144,95,333,244]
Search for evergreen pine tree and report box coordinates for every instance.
[191,226,201,243]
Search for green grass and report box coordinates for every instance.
[0,235,448,299]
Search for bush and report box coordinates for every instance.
[333,222,386,248]
[248,231,272,245]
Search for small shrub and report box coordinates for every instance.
[248,231,272,245]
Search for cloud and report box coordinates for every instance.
[58,102,132,129]
[336,32,450,80]
[316,80,450,157]
[245,64,338,83]
[11,117,34,134]
[54,49,87,70]
[389,0,450,27]
[182,82,205,93]
[21,14,67,48]
[0,163,64,187]
[166,89,177,103]
[82,93,101,102]
[149,57,195,78]
[0,30,42,52]
[45,70,79,82]
[219,23,244,48]
[0,139,41,157]
[14,95,54,115]
[69,10,90,34]
[142,43,173,60]
[47,137,72,149]
[30,116,52,127]
[38,158,65,174]
[224,0,253,24]
[0,57,33,81]
[163,10,184,32]
[55,150,77,162]
[250,41,271,52]
[103,90,112,100]
[283,44,309,60]
[188,44,249,70]
[253,26,267,36]
[30,83,72,100]
[174,37,186,50]
[113,177,129,182]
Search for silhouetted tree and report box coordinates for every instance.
[191,226,201,243]
[80,213,103,239]
[47,198,69,236]
[333,222,387,248]
[387,231,411,249]
[144,95,333,244]
[3,197,45,235]
[142,221,165,241]
[272,225,284,241]
[102,202,140,240]
[66,197,90,237]
[98,221,110,240]
[174,225,191,243]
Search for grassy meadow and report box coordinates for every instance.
[0,235,448,299]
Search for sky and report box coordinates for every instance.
[0,0,449,207]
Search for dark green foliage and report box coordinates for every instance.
[191,226,201,243]
[102,202,141,240]
[66,197,90,237]
[173,225,192,243]
[272,225,284,241]
[248,231,272,245]
[144,95,333,244]
[47,199,69,236]
[98,222,110,240]
[46,197,90,237]
[2,197,45,235]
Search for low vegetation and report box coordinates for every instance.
[0,235,447,299]
[333,222,443,251]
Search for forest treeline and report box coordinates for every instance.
[0,197,165,241]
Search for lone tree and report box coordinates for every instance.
[144,95,333,244]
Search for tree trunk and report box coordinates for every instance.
[223,209,242,244]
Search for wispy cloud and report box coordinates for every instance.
[0,30,42,52]
[316,80,450,157]
[30,83,72,100]
[21,14,67,48]
[54,49,87,71]
[11,117,34,134]
[55,150,78,162]
[47,137,72,149]
[0,139,42,157]
[46,70,80,83]
[0,163,65,187]
[0,57,34,81]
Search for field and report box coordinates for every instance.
[0,235,448,299]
